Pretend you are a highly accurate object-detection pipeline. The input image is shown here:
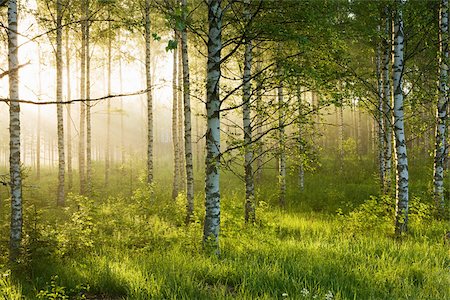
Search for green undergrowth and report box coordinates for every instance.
[0,157,449,299]
[1,186,449,299]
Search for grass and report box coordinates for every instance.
[0,156,449,299]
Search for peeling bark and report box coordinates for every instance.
[8,0,22,262]
[181,0,195,224]
[393,0,409,235]
[203,0,222,250]
[433,0,448,214]
[145,0,154,185]
[243,0,255,223]
[56,0,65,206]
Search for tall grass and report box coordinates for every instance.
[0,156,449,299]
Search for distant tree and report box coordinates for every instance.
[56,0,66,205]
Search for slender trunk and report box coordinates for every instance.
[8,0,22,263]
[119,54,125,166]
[434,0,448,214]
[181,0,195,224]
[79,0,86,195]
[297,84,304,191]
[86,0,92,195]
[383,6,393,194]
[65,27,73,191]
[203,0,222,250]
[105,7,112,187]
[37,49,42,181]
[172,42,180,199]
[243,0,255,223]
[56,0,65,206]
[377,23,386,193]
[393,0,409,235]
[255,51,263,182]
[178,45,186,190]
[278,68,286,207]
[145,0,153,184]
[339,103,344,172]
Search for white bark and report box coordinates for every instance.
[297,85,304,191]
[145,0,154,184]
[255,52,263,182]
[377,24,385,193]
[105,7,112,187]
[37,49,42,181]
[181,0,195,223]
[65,27,73,191]
[243,0,255,223]
[393,0,409,235]
[433,0,448,213]
[178,45,186,190]
[8,0,22,262]
[203,0,222,250]
[86,0,92,195]
[339,103,344,173]
[56,0,65,205]
[383,6,393,194]
[278,68,286,207]
[79,0,87,195]
[172,43,180,199]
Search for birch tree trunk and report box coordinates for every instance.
[56,0,65,206]
[203,0,222,250]
[433,0,448,214]
[383,6,393,195]
[145,0,153,184]
[66,27,73,191]
[8,0,22,262]
[178,45,186,190]
[278,68,286,207]
[181,0,195,223]
[105,7,112,187]
[243,0,255,223]
[119,55,125,166]
[377,24,386,193]
[297,84,304,191]
[172,37,180,199]
[37,49,42,181]
[393,0,409,235]
[79,0,87,195]
[255,52,263,182]
[339,103,344,173]
[86,0,92,195]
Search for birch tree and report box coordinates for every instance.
[383,6,392,195]
[203,0,222,250]
[242,0,255,223]
[8,0,22,262]
[56,0,65,205]
[393,0,409,235]
[181,0,194,223]
[105,3,112,187]
[433,0,448,215]
[145,0,154,185]
[86,0,92,194]
[65,27,73,191]
[278,66,286,207]
[79,0,87,195]
[376,23,385,194]
[172,43,180,199]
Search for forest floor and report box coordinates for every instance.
[0,158,449,299]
